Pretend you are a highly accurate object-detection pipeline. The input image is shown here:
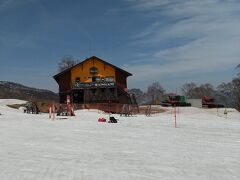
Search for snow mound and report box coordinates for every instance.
[0,99,27,106]
[0,99,27,113]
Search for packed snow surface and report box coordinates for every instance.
[0,99,240,180]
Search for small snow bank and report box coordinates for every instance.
[0,99,27,106]
[0,99,27,113]
[19,106,27,113]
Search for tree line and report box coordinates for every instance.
[130,65,240,111]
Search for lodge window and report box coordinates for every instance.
[90,67,98,75]
[92,76,101,82]
[75,77,80,82]
[88,77,92,82]
[105,77,114,82]
[88,76,114,82]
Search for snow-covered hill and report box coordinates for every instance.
[0,99,239,180]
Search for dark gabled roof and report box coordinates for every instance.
[53,56,132,80]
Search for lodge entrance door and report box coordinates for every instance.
[73,91,84,103]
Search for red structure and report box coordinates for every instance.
[202,96,224,108]
[160,94,191,107]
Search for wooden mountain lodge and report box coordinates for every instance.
[53,56,138,113]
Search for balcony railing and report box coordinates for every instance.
[72,82,116,89]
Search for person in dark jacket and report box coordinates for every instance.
[109,116,118,123]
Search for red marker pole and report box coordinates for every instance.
[174,105,177,128]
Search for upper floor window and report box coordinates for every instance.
[90,67,98,75]
[105,77,114,82]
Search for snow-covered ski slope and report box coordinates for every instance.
[0,99,240,180]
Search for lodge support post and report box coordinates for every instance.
[114,88,118,102]
[84,89,86,108]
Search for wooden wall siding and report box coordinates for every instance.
[56,71,71,93]
[116,69,127,90]
[71,57,115,84]
[84,88,118,103]
[59,93,67,104]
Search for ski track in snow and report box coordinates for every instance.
[0,99,240,180]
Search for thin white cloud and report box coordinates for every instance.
[0,0,37,11]
[123,0,240,88]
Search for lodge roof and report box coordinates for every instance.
[53,56,132,80]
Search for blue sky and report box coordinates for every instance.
[0,0,239,92]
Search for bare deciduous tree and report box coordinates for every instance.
[58,55,77,72]
[216,82,234,107]
[182,83,215,99]
[232,77,240,110]
[199,83,215,97]
[129,88,147,104]
[233,64,240,110]
[182,83,197,98]
[147,82,165,104]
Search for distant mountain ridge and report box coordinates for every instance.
[0,81,58,102]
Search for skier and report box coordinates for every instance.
[49,103,56,120]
